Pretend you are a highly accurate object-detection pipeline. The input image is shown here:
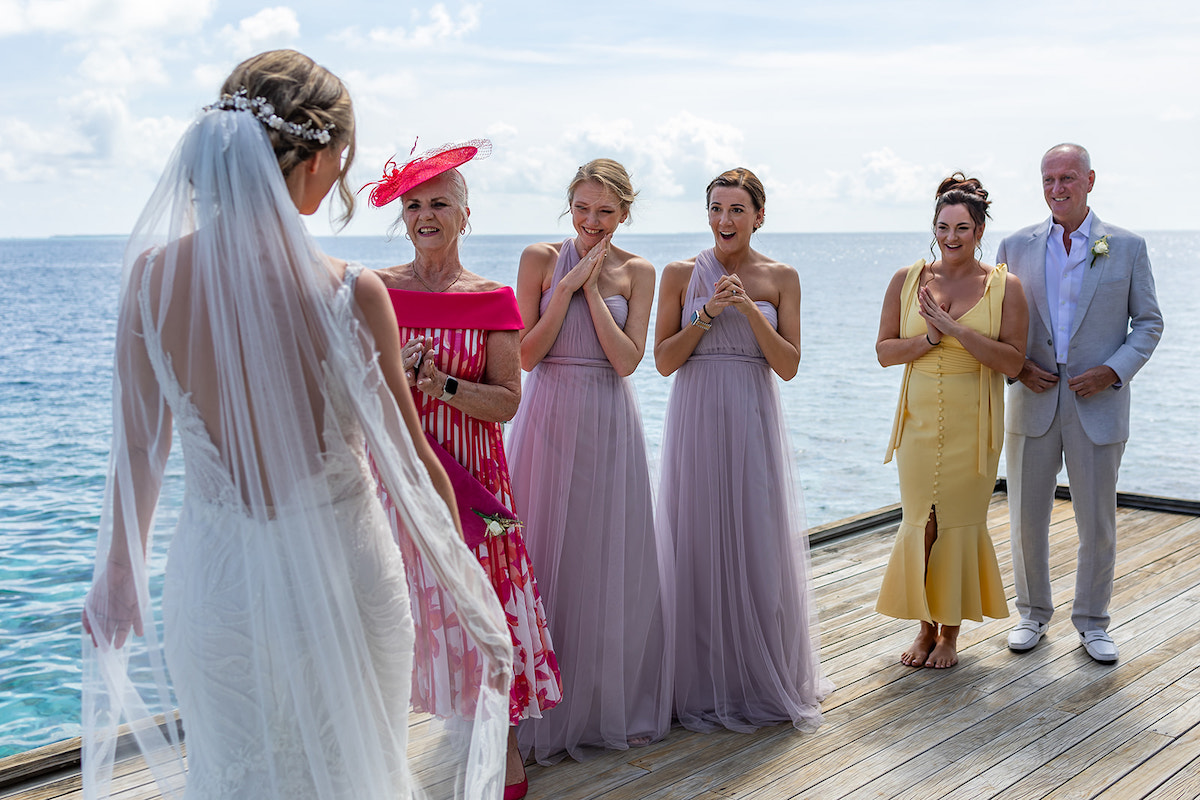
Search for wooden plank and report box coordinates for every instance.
[1140,752,1200,800]
[0,741,80,790]
[936,614,1200,799]
[749,600,1200,799]
[6,499,1200,800]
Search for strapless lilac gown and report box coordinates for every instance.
[510,239,671,762]
[658,248,830,733]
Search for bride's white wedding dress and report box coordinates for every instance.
[153,264,414,797]
[82,106,510,800]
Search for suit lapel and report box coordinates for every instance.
[1071,215,1106,340]
[1026,221,1052,331]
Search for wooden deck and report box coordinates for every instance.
[5,492,1200,799]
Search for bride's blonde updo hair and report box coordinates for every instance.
[933,172,991,232]
[221,49,357,224]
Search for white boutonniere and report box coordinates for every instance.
[473,510,523,537]
[1090,234,1111,267]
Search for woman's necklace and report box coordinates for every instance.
[412,261,464,292]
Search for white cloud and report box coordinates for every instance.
[486,121,518,140]
[192,62,230,94]
[70,89,129,160]
[0,0,27,36]
[335,3,481,49]
[0,117,89,181]
[75,39,170,88]
[558,112,746,201]
[220,7,301,56]
[813,148,950,206]
[0,87,185,187]
[1,0,213,36]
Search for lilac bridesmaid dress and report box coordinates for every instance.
[659,248,830,734]
[510,239,672,762]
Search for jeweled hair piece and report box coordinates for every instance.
[204,88,334,144]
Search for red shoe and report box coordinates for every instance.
[503,776,528,800]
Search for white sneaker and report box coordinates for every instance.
[1007,619,1048,652]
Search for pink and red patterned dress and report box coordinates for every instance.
[381,286,561,725]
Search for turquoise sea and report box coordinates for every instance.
[1,231,1196,758]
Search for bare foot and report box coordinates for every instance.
[925,625,959,668]
[629,735,652,747]
[505,728,526,788]
[901,621,937,666]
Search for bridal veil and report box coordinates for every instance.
[81,68,511,799]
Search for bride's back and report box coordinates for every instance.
[137,230,338,510]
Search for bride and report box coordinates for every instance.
[80,50,511,799]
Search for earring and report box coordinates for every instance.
[404,232,412,241]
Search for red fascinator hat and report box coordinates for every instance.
[364,138,493,208]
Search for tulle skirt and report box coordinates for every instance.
[510,360,672,762]
[657,355,830,733]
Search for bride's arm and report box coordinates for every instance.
[84,251,172,648]
[354,268,462,532]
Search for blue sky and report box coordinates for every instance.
[1,1,1197,238]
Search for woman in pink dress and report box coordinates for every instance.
[509,159,671,763]
[654,167,831,734]
[365,141,561,800]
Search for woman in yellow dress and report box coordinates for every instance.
[875,173,1028,668]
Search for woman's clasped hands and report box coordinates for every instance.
[561,234,611,295]
[917,283,955,345]
[402,335,440,389]
[708,272,749,319]
[404,335,457,399]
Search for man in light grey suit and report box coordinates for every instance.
[998,143,1162,664]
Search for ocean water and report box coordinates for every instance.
[1,231,1196,758]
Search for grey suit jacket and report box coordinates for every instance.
[996,214,1163,446]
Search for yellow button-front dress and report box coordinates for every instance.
[876,259,1010,625]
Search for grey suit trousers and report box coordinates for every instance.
[1006,366,1124,633]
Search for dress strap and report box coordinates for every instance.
[975,263,1008,473]
[552,239,579,286]
[884,260,927,464]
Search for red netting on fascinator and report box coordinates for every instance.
[364,138,493,207]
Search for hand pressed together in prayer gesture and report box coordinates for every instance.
[917,283,954,345]
[561,235,610,295]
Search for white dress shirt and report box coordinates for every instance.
[1045,210,1095,364]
